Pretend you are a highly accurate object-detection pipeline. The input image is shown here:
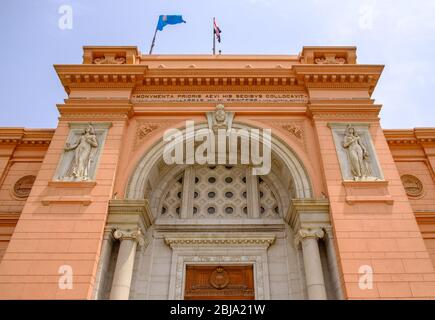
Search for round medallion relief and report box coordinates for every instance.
[209,266,230,290]
[401,174,424,197]
[13,175,36,198]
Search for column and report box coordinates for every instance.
[92,227,115,299]
[297,228,327,300]
[180,166,195,219]
[323,227,344,300]
[246,167,260,218]
[109,228,144,300]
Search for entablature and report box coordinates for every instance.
[307,100,382,120]
[385,128,435,146]
[0,128,53,146]
[55,46,383,97]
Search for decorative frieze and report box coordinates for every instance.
[301,46,357,64]
[314,55,346,65]
[93,54,126,65]
[164,233,276,248]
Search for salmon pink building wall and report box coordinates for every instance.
[0,46,434,299]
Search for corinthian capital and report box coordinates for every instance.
[295,228,324,246]
[113,228,145,246]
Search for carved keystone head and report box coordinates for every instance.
[214,104,226,123]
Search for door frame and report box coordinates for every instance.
[164,233,275,300]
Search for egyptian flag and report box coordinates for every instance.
[214,19,222,43]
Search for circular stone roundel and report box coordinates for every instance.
[13,175,36,198]
[400,174,423,197]
[210,266,230,290]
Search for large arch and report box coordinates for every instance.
[126,122,313,200]
[103,122,341,300]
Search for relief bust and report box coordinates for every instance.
[206,104,234,133]
[342,125,378,181]
[64,124,99,181]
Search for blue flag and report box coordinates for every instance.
[157,15,186,31]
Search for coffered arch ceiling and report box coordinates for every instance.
[126,122,313,219]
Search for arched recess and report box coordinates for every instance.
[126,122,313,206]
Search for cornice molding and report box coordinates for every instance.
[385,128,435,146]
[286,198,331,232]
[0,128,53,146]
[57,102,134,120]
[54,65,148,93]
[414,211,435,224]
[0,213,20,225]
[308,103,382,120]
[108,199,154,230]
[54,58,384,95]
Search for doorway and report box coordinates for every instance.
[184,265,255,300]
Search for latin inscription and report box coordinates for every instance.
[131,92,308,103]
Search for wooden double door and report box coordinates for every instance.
[184,265,255,300]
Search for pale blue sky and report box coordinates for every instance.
[0,0,434,128]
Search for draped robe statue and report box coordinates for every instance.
[341,125,377,181]
[64,124,98,180]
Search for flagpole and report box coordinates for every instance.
[212,17,216,55]
[149,25,158,55]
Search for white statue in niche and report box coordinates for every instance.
[64,124,99,180]
[342,125,378,181]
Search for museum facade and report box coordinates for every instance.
[0,46,434,299]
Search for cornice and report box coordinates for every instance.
[54,65,148,93]
[57,103,133,114]
[384,128,435,146]
[54,62,384,94]
[414,211,435,224]
[307,102,382,120]
[108,199,154,230]
[293,64,384,95]
[286,198,330,231]
[0,128,53,146]
[0,213,20,225]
